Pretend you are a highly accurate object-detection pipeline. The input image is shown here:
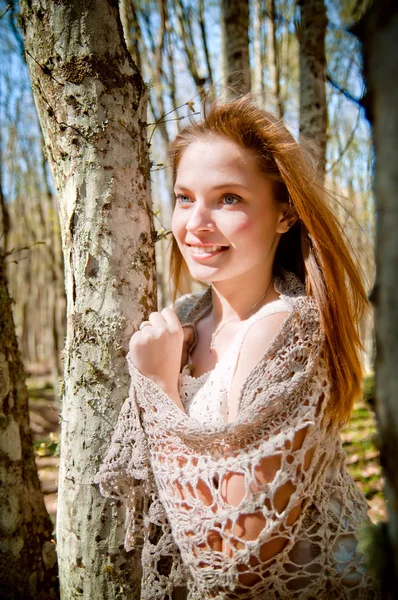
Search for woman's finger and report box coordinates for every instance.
[183,325,195,345]
[148,312,167,328]
[161,307,182,332]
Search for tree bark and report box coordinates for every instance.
[0,251,58,599]
[221,0,251,98]
[20,0,156,598]
[298,0,328,176]
[354,1,398,595]
[0,177,10,253]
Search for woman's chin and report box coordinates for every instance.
[185,262,219,282]
[187,270,217,284]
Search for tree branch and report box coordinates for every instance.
[326,71,364,107]
[0,5,11,20]
[326,108,362,173]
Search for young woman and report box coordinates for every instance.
[97,99,378,599]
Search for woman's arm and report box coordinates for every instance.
[129,307,186,410]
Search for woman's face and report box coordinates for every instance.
[172,134,288,286]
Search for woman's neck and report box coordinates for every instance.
[210,267,276,326]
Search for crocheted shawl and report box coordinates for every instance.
[95,272,376,599]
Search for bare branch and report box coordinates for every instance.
[326,108,362,173]
[326,71,364,107]
[148,97,200,143]
[0,4,11,19]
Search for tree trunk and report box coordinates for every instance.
[198,0,213,87]
[298,0,328,176]
[221,0,251,98]
[153,0,170,147]
[0,250,58,599]
[0,180,10,254]
[20,0,156,598]
[354,2,398,595]
[252,0,265,104]
[267,0,284,118]
[175,0,206,91]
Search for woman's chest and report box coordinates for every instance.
[179,368,229,425]
[186,315,242,378]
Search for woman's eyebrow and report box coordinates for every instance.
[211,183,249,191]
[174,182,250,191]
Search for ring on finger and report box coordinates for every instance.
[139,321,152,331]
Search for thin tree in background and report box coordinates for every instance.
[252,0,265,104]
[297,0,328,177]
[354,0,398,596]
[175,0,207,91]
[267,0,284,117]
[198,0,213,88]
[0,154,10,253]
[0,248,58,598]
[221,0,251,97]
[20,0,156,596]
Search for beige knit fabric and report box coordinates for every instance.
[179,296,292,425]
[95,272,379,599]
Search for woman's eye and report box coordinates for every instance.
[176,194,192,204]
[222,194,240,206]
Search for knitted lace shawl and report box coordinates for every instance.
[95,272,378,599]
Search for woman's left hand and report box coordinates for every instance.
[129,308,184,403]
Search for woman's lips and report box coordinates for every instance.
[187,244,229,260]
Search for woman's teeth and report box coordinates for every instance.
[190,246,225,254]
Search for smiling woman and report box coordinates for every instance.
[172,135,287,296]
[96,98,379,599]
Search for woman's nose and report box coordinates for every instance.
[185,205,214,233]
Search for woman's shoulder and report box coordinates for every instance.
[275,271,320,331]
[235,276,322,387]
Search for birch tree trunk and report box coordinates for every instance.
[0,252,58,599]
[20,1,155,597]
[354,2,398,595]
[221,0,251,98]
[297,0,327,176]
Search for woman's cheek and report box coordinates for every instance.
[223,212,253,238]
[171,212,185,244]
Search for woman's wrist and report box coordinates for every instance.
[153,378,185,411]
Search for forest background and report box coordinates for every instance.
[1,0,375,371]
[0,0,392,598]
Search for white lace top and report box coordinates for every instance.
[179,297,292,425]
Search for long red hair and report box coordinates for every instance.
[169,97,368,423]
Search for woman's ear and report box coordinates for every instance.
[277,206,298,233]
